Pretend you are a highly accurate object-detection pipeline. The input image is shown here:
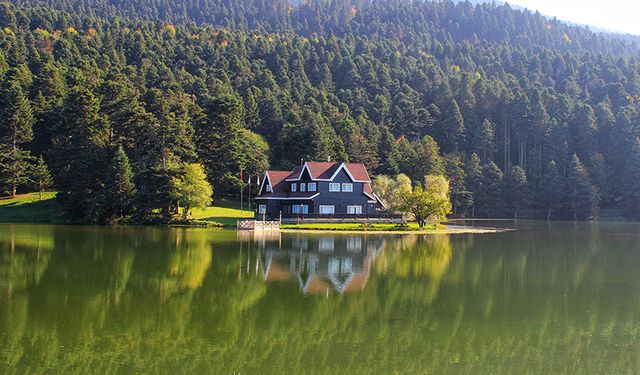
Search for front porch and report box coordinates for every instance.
[259,212,405,224]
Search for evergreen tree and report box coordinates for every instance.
[504,166,529,219]
[102,146,137,223]
[51,87,110,219]
[479,162,504,218]
[540,160,564,220]
[0,79,34,196]
[622,139,640,219]
[465,153,483,217]
[567,154,598,220]
[30,155,53,201]
[412,135,445,180]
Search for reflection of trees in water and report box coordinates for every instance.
[375,234,453,303]
[2,225,640,373]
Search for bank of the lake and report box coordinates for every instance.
[280,222,509,234]
[0,192,253,227]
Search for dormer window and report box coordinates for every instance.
[300,183,306,192]
[266,185,272,193]
[291,183,297,192]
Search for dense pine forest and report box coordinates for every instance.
[1,0,640,222]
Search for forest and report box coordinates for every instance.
[1,0,640,222]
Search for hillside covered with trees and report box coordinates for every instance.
[1,0,640,222]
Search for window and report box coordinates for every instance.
[266,185,272,193]
[342,183,353,192]
[319,237,335,252]
[300,183,306,192]
[308,182,317,192]
[292,205,308,214]
[319,205,335,214]
[291,183,297,192]
[329,183,340,192]
[347,205,362,214]
[258,205,267,214]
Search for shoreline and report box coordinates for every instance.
[279,225,512,235]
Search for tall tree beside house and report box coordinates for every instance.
[101,146,137,223]
[540,160,564,220]
[504,166,529,219]
[411,135,445,180]
[0,77,34,196]
[51,87,111,219]
[372,173,412,213]
[172,163,213,220]
[376,127,401,175]
[197,94,269,194]
[400,175,452,228]
[567,154,598,219]
[622,139,640,219]
[30,156,52,201]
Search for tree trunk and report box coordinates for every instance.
[11,186,16,198]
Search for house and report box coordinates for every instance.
[257,234,385,295]
[255,161,386,220]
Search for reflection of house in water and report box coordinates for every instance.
[245,233,384,295]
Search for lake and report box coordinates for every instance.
[1,222,640,374]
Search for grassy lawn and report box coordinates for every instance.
[0,192,68,224]
[190,199,253,227]
[281,222,439,232]
[0,192,252,227]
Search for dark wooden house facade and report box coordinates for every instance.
[255,161,386,219]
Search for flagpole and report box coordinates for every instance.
[240,167,244,212]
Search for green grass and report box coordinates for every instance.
[190,201,253,227]
[0,192,252,227]
[280,222,439,232]
[0,192,68,224]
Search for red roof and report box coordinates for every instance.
[258,161,378,201]
[286,161,370,182]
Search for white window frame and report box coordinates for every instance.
[291,183,297,192]
[292,204,309,214]
[300,183,306,192]
[329,183,340,192]
[308,182,317,192]
[347,205,362,214]
[319,205,335,214]
[258,204,267,214]
[266,184,272,193]
[342,183,353,192]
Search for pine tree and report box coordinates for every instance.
[51,86,110,219]
[31,156,53,201]
[0,79,34,196]
[412,135,445,179]
[465,153,483,217]
[504,166,529,219]
[623,139,640,219]
[479,162,504,217]
[567,154,597,219]
[102,146,137,223]
[540,160,564,219]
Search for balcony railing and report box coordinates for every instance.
[256,212,404,221]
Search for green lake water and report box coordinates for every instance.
[1,222,640,374]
